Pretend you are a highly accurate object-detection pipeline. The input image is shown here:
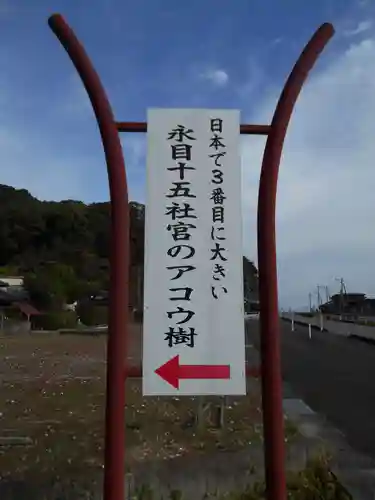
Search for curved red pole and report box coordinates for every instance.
[257,23,334,500]
[48,14,129,500]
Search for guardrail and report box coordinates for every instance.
[281,313,375,341]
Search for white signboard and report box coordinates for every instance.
[143,108,246,396]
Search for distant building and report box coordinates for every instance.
[0,276,24,290]
[319,293,375,316]
[0,276,41,330]
[0,291,41,336]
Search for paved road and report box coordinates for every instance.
[246,319,375,459]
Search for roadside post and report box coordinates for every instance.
[291,311,295,332]
[308,323,312,340]
[48,14,334,500]
[320,311,324,332]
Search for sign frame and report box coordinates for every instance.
[48,14,334,500]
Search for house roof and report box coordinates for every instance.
[0,275,24,279]
[331,293,366,299]
[0,286,40,316]
[13,302,41,316]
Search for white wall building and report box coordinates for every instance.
[0,276,24,291]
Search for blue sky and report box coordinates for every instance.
[1,0,375,307]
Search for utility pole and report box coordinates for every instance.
[316,284,329,314]
[334,277,347,316]
[338,278,347,311]
[316,285,329,308]
[316,285,325,308]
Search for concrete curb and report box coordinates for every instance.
[246,319,375,498]
[282,380,375,499]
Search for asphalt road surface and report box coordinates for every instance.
[246,319,375,460]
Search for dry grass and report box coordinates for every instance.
[0,328,268,486]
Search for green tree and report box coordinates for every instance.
[24,263,79,311]
[76,302,108,326]
[24,272,65,311]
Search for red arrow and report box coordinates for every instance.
[155,355,230,389]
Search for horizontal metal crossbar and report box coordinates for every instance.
[115,121,271,135]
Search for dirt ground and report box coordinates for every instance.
[0,325,278,492]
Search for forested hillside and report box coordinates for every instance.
[0,184,258,316]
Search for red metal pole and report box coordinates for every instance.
[257,23,334,500]
[116,121,271,135]
[48,14,129,500]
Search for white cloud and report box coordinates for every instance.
[241,37,375,308]
[344,20,373,36]
[200,68,229,87]
[270,37,283,46]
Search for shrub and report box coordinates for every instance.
[32,311,78,330]
[76,303,108,326]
